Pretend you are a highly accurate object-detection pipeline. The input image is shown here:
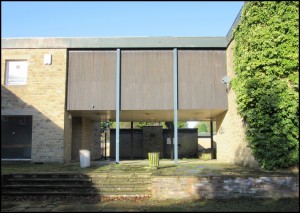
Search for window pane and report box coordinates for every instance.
[197,121,216,137]
[6,61,28,85]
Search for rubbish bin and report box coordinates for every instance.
[79,150,90,168]
[148,152,159,169]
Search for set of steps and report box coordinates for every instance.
[89,172,152,197]
[1,172,152,199]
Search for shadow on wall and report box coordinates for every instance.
[1,85,64,163]
[193,173,298,200]
[233,143,259,168]
[214,108,259,167]
[1,88,125,200]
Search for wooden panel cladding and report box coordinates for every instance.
[121,50,174,110]
[67,51,116,110]
[178,50,227,110]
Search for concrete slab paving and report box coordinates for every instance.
[2,159,298,177]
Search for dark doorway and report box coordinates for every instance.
[1,115,32,159]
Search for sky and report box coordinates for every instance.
[1,1,244,38]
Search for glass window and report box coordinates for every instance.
[197,121,216,137]
[5,60,28,85]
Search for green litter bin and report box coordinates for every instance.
[148,152,160,169]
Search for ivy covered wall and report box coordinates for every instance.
[232,1,299,169]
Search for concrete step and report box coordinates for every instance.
[1,173,152,198]
[2,191,151,196]
[88,173,152,178]
[7,172,151,178]
[3,175,151,186]
[6,176,147,180]
[6,178,151,185]
[2,185,150,191]
[2,183,149,188]
[6,173,90,179]
[92,179,152,184]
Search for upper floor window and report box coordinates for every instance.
[5,60,28,85]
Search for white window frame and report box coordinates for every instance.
[5,60,28,86]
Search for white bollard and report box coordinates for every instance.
[79,150,90,168]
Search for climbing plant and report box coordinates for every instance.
[231,1,299,169]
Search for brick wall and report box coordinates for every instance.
[214,41,259,167]
[1,49,67,163]
[152,175,299,200]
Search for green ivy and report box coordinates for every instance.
[232,1,299,170]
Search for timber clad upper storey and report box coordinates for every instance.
[121,50,174,111]
[67,49,227,113]
[68,50,117,110]
[59,37,228,122]
[178,50,227,110]
[2,37,228,123]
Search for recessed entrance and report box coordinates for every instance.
[1,115,32,160]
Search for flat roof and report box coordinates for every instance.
[1,37,227,49]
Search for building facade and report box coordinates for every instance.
[1,36,258,167]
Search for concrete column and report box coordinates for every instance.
[116,48,121,164]
[173,48,178,164]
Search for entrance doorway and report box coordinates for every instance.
[1,115,32,160]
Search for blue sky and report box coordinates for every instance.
[1,1,244,38]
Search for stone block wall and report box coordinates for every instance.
[214,40,259,167]
[152,175,299,200]
[91,122,102,160]
[1,49,67,163]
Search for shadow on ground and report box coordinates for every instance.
[1,197,299,212]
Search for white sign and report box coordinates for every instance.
[44,54,52,65]
[167,138,173,144]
